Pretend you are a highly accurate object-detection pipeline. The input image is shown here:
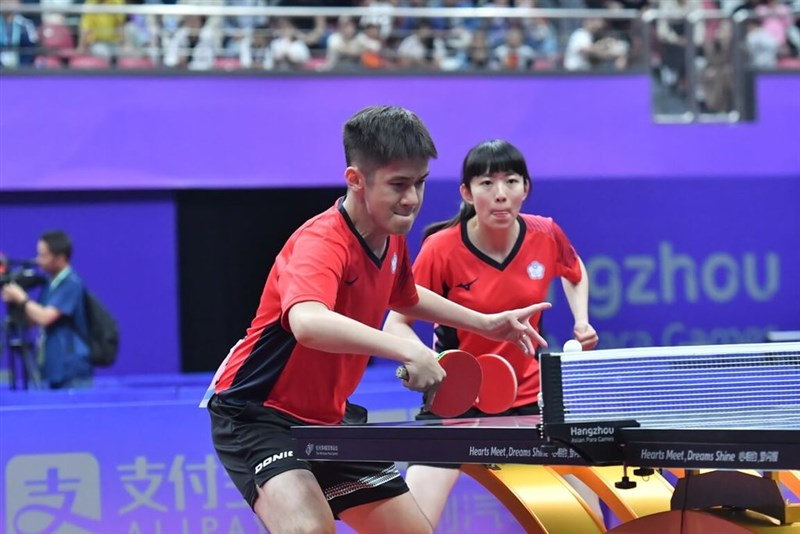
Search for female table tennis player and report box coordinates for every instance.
[384,139,599,528]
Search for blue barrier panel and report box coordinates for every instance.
[0,373,524,533]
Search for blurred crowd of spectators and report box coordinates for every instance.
[0,0,798,73]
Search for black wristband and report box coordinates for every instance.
[21,298,30,309]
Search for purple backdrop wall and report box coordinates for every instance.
[0,74,798,192]
[412,177,800,352]
[0,193,179,376]
[0,73,798,378]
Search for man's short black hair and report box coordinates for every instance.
[39,230,73,260]
[343,106,438,174]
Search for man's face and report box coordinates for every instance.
[362,159,429,236]
[35,240,63,276]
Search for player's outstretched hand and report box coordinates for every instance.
[573,322,598,350]
[481,302,551,355]
[399,341,446,393]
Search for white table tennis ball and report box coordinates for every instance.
[562,339,583,353]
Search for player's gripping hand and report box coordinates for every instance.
[479,302,552,355]
[399,341,446,393]
[573,321,598,350]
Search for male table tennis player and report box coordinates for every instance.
[205,107,551,534]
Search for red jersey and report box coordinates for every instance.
[413,214,581,406]
[214,198,419,424]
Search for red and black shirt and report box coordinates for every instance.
[213,198,419,424]
[413,214,581,406]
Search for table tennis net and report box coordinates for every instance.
[539,342,800,430]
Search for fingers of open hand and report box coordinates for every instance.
[529,328,548,349]
[516,331,536,355]
[520,334,533,355]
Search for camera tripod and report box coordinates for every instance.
[1,305,42,390]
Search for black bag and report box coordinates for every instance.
[82,290,120,367]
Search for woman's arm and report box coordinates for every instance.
[560,257,599,349]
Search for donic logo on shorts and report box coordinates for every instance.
[254,451,294,474]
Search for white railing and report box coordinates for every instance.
[2,5,640,19]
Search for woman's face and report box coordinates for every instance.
[462,171,529,230]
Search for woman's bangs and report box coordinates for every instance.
[464,141,529,180]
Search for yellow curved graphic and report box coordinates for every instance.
[460,464,605,534]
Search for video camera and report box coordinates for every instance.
[0,253,47,290]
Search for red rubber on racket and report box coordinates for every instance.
[397,349,482,418]
[474,353,518,414]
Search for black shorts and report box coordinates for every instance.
[409,402,541,470]
[208,396,409,517]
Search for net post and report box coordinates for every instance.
[539,352,565,425]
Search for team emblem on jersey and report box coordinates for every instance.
[527,261,545,280]
[391,253,398,274]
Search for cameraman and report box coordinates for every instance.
[1,230,92,389]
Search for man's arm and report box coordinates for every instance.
[1,283,61,326]
[560,258,599,349]
[286,300,444,392]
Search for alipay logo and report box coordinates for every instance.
[5,453,102,533]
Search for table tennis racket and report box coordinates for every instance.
[396,349,483,418]
[474,353,518,414]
